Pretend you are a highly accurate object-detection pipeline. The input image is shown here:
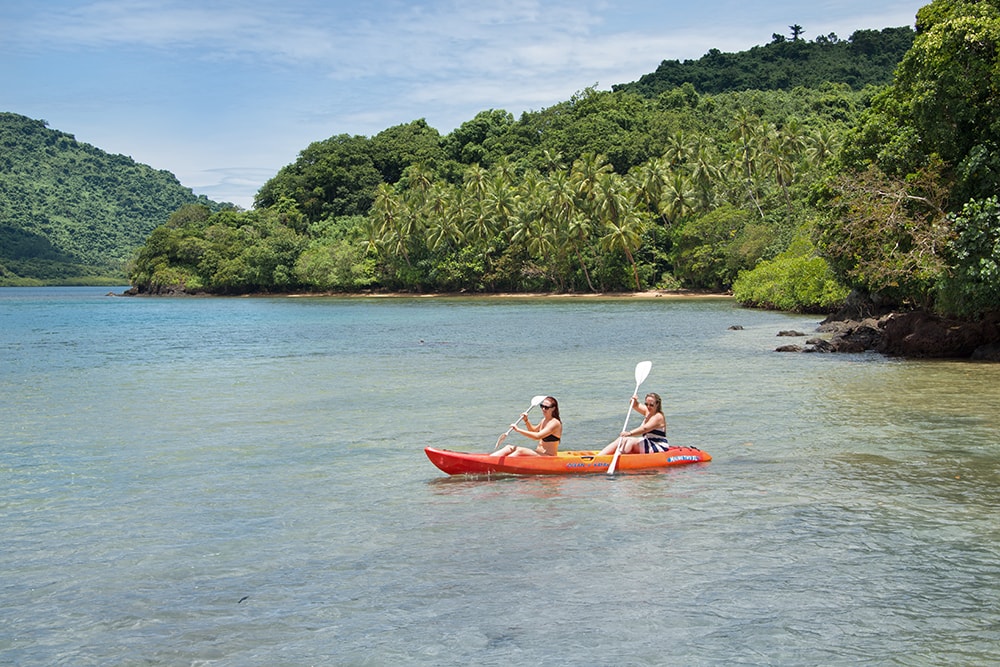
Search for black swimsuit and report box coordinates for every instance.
[641,428,669,453]
[542,434,560,442]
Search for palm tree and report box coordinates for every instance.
[424,183,464,253]
[486,170,518,242]
[806,127,839,166]
[402,164,434,205]
[779,117,807,156]
[629,157,670,224]
[664,130,694,168]
[462,164,492,246]
[660,172,696,224]
[492,157,518,189]
[464,163,490,200]
[509,170,544,251]
[759,123,796,213]
[540,149,566,174]
[690,143,722,211]
[595,172,646,290]
[369,184,397,247]
[722,152,765,218]
[729,109,764,213]
[549,169,597,292]
[570,152,612,204]
[566,213,598,291]
[599,211,646,291]
[370,182,415,268]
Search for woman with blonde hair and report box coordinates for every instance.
[598,392,668,455]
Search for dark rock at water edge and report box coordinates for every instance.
[776,310,1000,361]
[122,284,202,296]
[971,342,1000,361]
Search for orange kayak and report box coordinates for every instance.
[424,446,711,476]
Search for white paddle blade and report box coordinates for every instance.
[635,360,652,386]
[494,432,508,449]
[608,441,624,475]
[496,395,546,449]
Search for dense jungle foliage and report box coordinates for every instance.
[99,2,1000,319]
[613,27,915,96]
[131,84,860,301]
[0,113,223,285]
[129,23,908,303]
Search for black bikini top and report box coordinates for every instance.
[542,434,560,442]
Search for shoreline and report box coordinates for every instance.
[118,285,734,300]
[283,289,735,300]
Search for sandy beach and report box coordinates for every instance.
[287,289,734,300]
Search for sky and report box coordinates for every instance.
[2,1,925,209]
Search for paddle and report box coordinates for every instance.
[494,395,548,449]
[607,361,653,476]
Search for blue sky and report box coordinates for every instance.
[2,1,924,208]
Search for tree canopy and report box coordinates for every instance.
[23,4,1000,320]
[129,83,865,298]
[613,27,914,96]
[824,0,1000,316]
[127,23,914,303]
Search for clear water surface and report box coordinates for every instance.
[2,287,998,666]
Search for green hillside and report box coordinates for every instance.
[613,27,914,96]
[0,112,225,285]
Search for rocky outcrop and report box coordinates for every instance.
[122,284,201,296]
[971,343,1000,361]
[775,310,1000,360]
[878,311,996,358]
[816,317,887,353]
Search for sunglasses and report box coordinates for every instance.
[541,404,554,409]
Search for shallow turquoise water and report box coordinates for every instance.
[2,287,998,665]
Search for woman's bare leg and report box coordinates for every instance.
[599,437,640,456]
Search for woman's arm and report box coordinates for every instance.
[626,413,664,437]
[520,412,538,432]
[511,423,542,440]
[516,418,560,441]
[631,395,649,418]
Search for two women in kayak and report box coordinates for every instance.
[491,392,668,457]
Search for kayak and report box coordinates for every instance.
[424,445,711,476]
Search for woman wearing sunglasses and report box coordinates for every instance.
[490,396,562,457]
[598,392,668,456]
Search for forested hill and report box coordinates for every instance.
[0,112,225,285]
[613,27,914,96]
